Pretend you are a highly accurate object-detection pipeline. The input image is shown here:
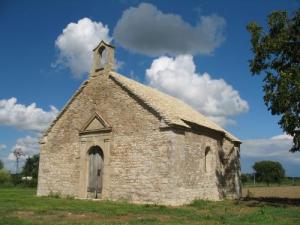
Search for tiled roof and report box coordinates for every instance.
[110,71,241,143]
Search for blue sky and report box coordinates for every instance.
[0,0,299,176]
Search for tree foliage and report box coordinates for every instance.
[247,9,300,152]
[253,160,285,185]
[0,160,3,170]
[0,169,11,185]
[22,154,39,179]
[241,173,249,184]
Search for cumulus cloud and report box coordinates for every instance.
[54,17,112,78]
[146,55,249,126]
[0,144,6,151]
[114,3,226,56]
[241,134,298,162]
[241,134,300,176]
[0,98,58,133]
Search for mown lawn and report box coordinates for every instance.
[0,188,300,225]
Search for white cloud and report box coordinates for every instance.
[271,133,293,140]
[54,17,112,78]
[114,3,226,56]
[0,97,58,133]
[241,134,300,165]
[0,144,6,150]
[8,136,39,161]
[146,55,249,126]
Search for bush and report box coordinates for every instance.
[241,174,248,184]
[20,154,39,188]
[21,178,37,188]
[0,169,12,186]
[48,191,62,198]
[11,174,22,186]
[253,160,285,185]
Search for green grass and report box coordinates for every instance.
[0,188,300,225]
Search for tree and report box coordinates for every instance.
[247,10,300,152]
[241,173,248,185]
[22,154,39,179]
[0,160,3,170]
[0,169,11,185]
[253,161,285,185]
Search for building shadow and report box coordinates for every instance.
[241,197,300,207]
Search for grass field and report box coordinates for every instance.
[0,188,300,225]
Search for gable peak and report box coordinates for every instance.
[80,112,111,134]
[93,40,115,51]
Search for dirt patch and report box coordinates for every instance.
[243,186,300,199]
[233,206,256,214]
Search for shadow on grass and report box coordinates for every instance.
[241,197,300,207]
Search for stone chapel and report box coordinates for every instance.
[37,41,242,206]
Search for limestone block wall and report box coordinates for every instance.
[107,130,175,204]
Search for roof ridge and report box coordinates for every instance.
[109,72,188,127]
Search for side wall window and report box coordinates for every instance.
[204,146,211,173]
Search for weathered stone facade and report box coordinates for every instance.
[37,41,241,205]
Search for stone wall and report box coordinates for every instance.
[38,70,175,204]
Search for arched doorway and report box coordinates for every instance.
[87,146,104,199]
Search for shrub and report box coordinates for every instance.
[0,169,12,186]
[253,160,285,185]
[241,174,248,184]
[22,154,39,180]
[20,178,38,188]
[0,160,3,170]
[48,191,61,198]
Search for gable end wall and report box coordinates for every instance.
[37,72,175,204]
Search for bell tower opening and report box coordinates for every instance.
[98,46,108,69]
[91,40,115,75]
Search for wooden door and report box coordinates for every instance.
[87,147,103,198]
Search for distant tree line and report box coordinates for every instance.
[241,160,300,186]
[0,154,39,187]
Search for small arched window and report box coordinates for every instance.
[204,146,211,173]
